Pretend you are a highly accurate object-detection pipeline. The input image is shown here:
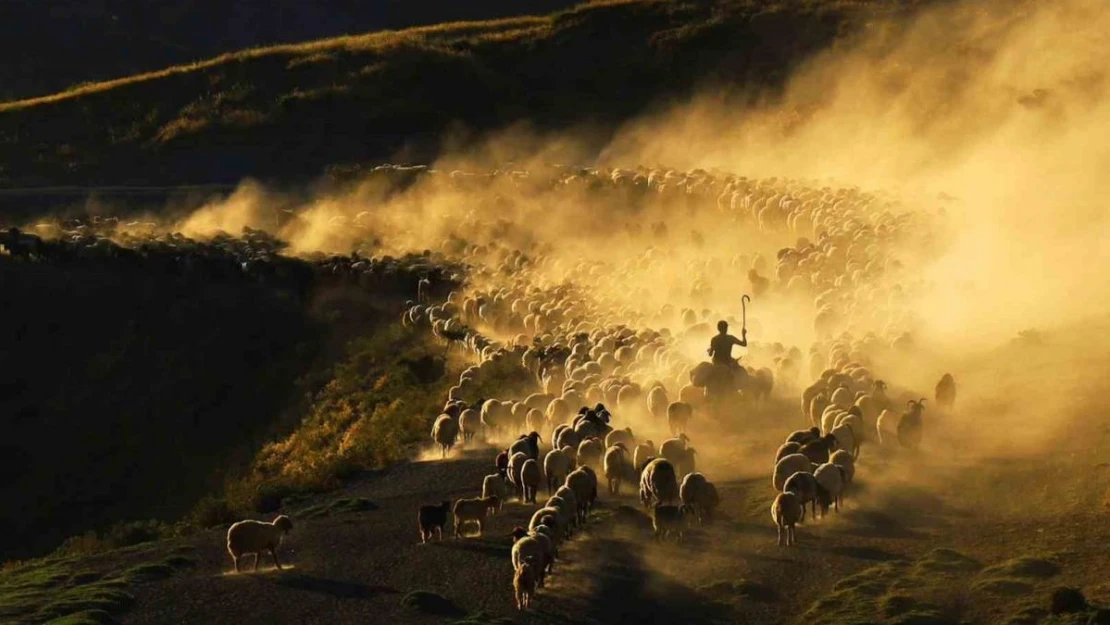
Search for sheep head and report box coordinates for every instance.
[273,515,293,534]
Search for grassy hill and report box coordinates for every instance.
[0,0,927,192]
[0,0,581,101]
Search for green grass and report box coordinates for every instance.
[42,609,115,625]
[971,578,1035,596]
[980,556,1061,580]
[295,498,379,519]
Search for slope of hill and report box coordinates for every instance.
[0,0,581,101]
[0,0,928,191]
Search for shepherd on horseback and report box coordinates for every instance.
[707,320,747,368]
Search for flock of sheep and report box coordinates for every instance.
[2,162,960,613]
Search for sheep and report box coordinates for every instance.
[576,437,604,470]
[553,485,579,531]
[509,527,548,589]
[652,504,689,542]
[226,515,293,572]
[495,450,510,474]
[543,448,573,495]
[935,373,956,410]
[679,472,719,524]
[782,471,819,521]
[814,462,845,516]
[521,459,542,504]
[830,422,858,459]
[526,409,546,436]
[787,427,821,445]
[529,506,565,539]
[508,451,530,500]
[830,449,855,484]
[514,560,537,610]
[639,458,680,507]
[667,401,693,435]
[453,496,499,537]
[876,409,896,446]
[633,440,656,473]
[418,501,451,543]
[482,473,509,512]
[459,408,481,443]
[531,524,559,566]
[510,431,543,461]
[605,427,634,448]
[602,443,633,495]
[647,385,669,419]
[898,399,926,450]
[431,414,459,458]
[773,453,816,491]
[775,441,802,463]
[565,468,597,522]
[771,492,802,546]
[799,433,838,465]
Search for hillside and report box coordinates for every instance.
[0,0,927,192]
[0,0,581,101]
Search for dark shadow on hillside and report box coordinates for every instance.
[270,572,398,599]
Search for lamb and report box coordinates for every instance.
[226,515,293,572]
[453,496,499,538]
[773,453,816,491]
[679,472,719,524]
[431,414,459,458]
[814,462,845,516]
[543,448,573,495]
[482,472,509,512]
[602,443,633,495]
[509,527,548,589]
[898,399,926,450]
[418,501,451,543]
[829,449,856,484]
[521,459,542,503]
[782,471,819,521]
[667,401,693,435]
[935,373,956,410]
[771,492,802,546]
[639,458,680,507]
[459,408,481,443]
[514,559,537,610]
[510,431,543,461]
[652,504,689,542]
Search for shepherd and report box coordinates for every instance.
[706,295,750,368]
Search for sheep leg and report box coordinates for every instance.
[253,553,260,571]
[270,548,283,571]
[776,525,783,546]
[799,503,806,523]
[232,555,241,573]
[477,519,483,537]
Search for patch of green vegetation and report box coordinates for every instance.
[972,578,1035,596]
[699,579,779,603]
[116,563,175,584]
[401,590,466,617]
[915,549,981,575]
[981,556,1061,580]
[1003,604,1048,625]
[42,609,115,625]
[296,497,379,519]
[35,583,134,621]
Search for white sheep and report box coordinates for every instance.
[602,443,633,495]
[553,485,579,531]
[482,473,508,512]
[876,408,896,446]
[576,437,604,470]
[565,467,597,522]
[543,448,573,495]
[772,492,802,546]
[679,472,719,524]
[514,559,537,610]
[605,427,635,448]
[773,453,816,491]
[459,408,481,443]
[521,459,542,504]
[509,527,547,589]
[829,449,855,484]
[830,422,857,459]
[667,401,693,436]
[639,458,680,507]
[508,451,530,500]
[814,462,845,516]
[431,414,459,458]
[453,496,498,537]
[226,515,293,572]
[647,385,669,419]
[633,440,656,473]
